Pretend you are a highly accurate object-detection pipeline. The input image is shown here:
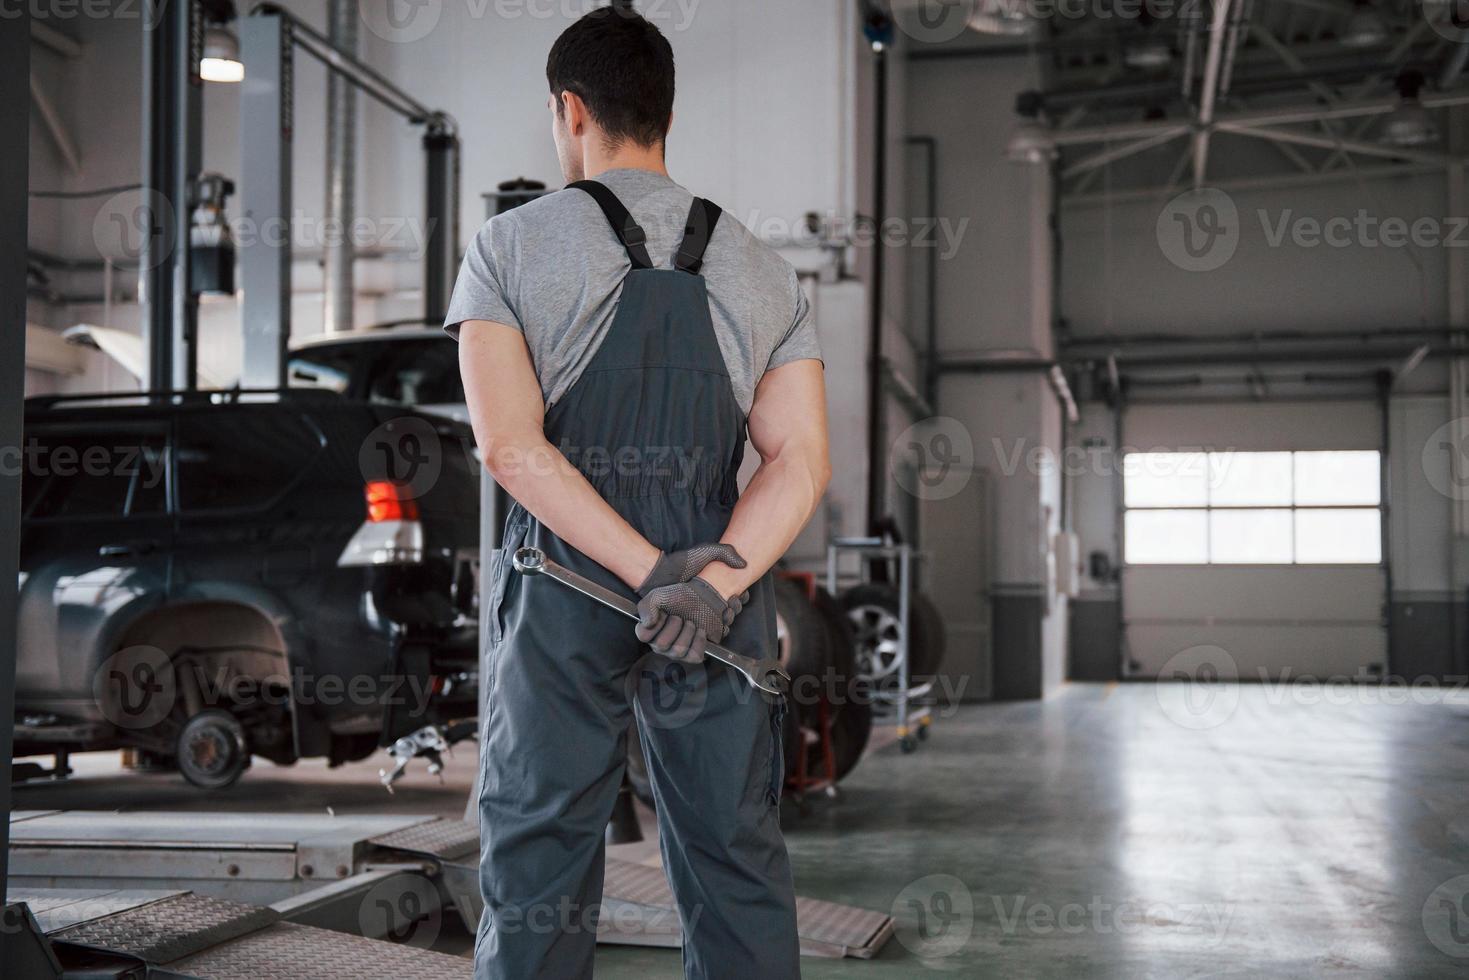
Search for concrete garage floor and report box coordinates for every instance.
[12,682,1469,977]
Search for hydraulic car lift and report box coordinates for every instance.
[8,809,892,975]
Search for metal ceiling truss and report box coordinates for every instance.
[990,0,1466,198]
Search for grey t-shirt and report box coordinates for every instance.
[444,168,820,416]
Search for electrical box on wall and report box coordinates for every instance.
[1054,531,1080,598]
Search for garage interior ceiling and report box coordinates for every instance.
[924,1,1469,198]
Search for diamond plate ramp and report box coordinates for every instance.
[602,858,893,959]
[369,818,479,862]
[47,893,277,963]
[166,921,470,978]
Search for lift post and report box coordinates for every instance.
[0,3,28,946]
[141,0,202,392]
[238,5,461,389]
[239,11,294,389]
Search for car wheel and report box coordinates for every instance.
[175,709,250,790]
[840,584,947,683]
[810,586,859,712]
[773,577,829,682]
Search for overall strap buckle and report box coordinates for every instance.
[674,198,723,275]
[568,180,654,269]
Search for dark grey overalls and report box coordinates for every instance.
[475,180,801,980]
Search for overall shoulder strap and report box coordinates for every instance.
[674,198,723,275]
[568,180,653,269]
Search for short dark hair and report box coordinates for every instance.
[547,7,675,149]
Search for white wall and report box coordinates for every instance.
[25,0,860,390]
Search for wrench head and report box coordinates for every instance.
[512,547,546,575]
[758,665,792,698]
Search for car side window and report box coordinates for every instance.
[23,430,169,520]
[175,410,324,513]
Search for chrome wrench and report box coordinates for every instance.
[511,546,789,696]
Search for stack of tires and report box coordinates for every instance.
[773,578,872,788]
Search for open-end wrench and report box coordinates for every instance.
[512,546,789,697]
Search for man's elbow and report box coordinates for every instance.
[809,449,832,500]
[477,429,548,489]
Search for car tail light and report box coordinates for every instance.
[365,480,420,523]
[339,481,425,567]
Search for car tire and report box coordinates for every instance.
[840,583,947,683]
[175,709,251,790]
[810,586,859,711]
[773,577,829,683]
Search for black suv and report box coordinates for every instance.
[14,389,480,788]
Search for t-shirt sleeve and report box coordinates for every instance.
[766,269,823,371]
[443,215,521,341]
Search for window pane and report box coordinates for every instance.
[177,409,322,512]
[1209,451,1292,506]
[1123,453,1208,507]
[24,431,167,520]
[1209,509,1294,563]
[1125,510,1208,564]
[1295,508,1381,563]
[1294,451,1380,505]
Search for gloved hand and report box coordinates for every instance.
[637,543,747,595]
[635,578,750,663]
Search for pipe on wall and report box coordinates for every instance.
[323,0,358,334]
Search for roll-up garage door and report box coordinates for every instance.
[1120,400,1388,681]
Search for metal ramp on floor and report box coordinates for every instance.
[9,810,893,970]
[366,816,893,959]
[13,887,471,979]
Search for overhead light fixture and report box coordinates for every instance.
[1007,122,1056,164]
[967,0,1039,38]
[1124,39,1173,71]
[1381,71,1439,147]
[200,24,243,82]
[1341,1,1389,49]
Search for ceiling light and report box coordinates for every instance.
[200,25,243,83]
[1007,122,1056,164]
[967,1,1039,38]
[1381,72,1439,147]
[1341,2,1389,49]
[1125,39,1174,71]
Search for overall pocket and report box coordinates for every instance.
[485,522,529,645]
[766,695,788,807]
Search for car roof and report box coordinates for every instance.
[289,326,450,351]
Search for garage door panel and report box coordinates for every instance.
[1122,566,1385,622]
[1126,623,1386,680]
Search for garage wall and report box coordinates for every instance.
[1060,174,1450,338]
[1057,113,1469,681]
[27,0,862,382]
[903,52,1068,700]
[1070,392,1469,683]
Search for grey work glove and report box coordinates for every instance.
[636,543,748,595]
[635,579,750,663]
